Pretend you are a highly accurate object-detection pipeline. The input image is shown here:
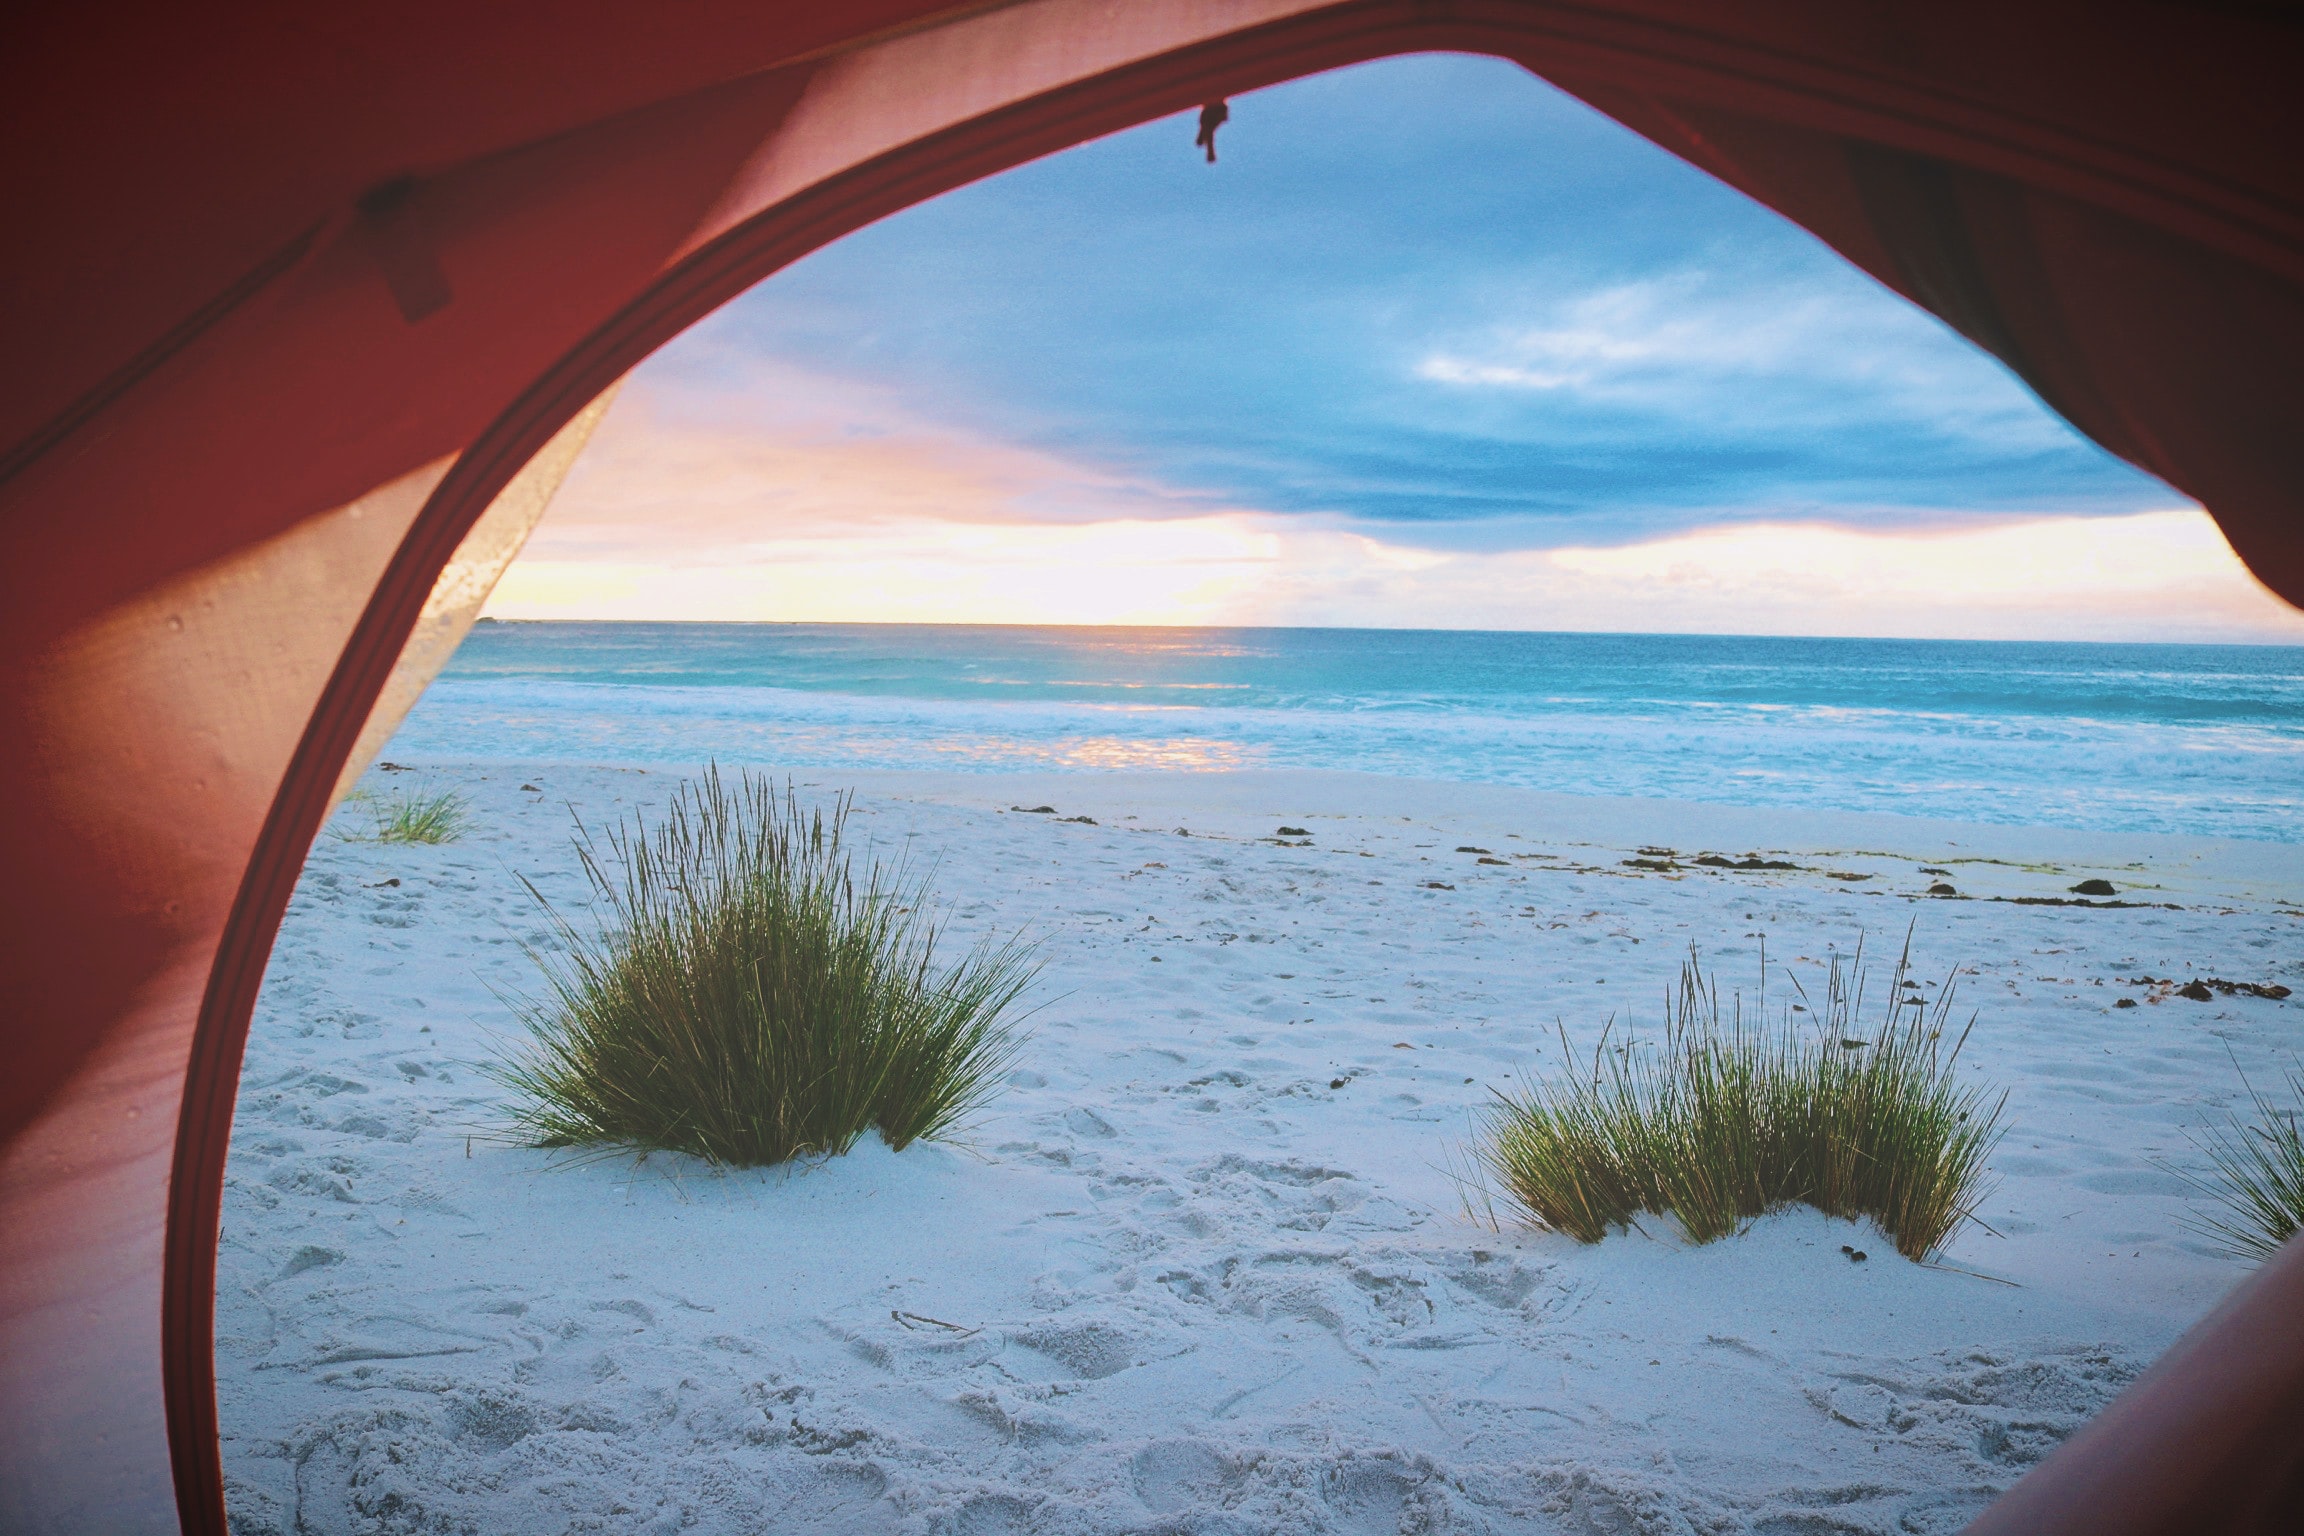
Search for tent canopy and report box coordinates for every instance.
[4,4,2300,1532]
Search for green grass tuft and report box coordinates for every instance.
[336,784,470,844]
[2178,1065,2304,1262]
[489,766,1037,1167]
[1475,936,2005,1261]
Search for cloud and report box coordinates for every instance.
[1417,277,1814,392]
[1410,274,2077,460]
[529,353,1207,563]
[500,447,2304,643]
[1527,512,2304,639]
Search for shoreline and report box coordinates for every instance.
[377,760,2304,903]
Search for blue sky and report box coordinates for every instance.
[502,55,2300,639]
[700,53,2165,544]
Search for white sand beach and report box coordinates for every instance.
[216,766,2303,1535]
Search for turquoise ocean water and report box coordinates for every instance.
[388,623,2304,843]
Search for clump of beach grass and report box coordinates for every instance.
[2176,1064,2304,1262]
[490,766,1037,1168]
[1475,936,2004,1261]
[336,784,471,844]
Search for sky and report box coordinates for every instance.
[491,54,2304,642]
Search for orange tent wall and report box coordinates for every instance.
[3,4,2300,1532]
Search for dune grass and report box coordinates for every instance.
[336,784,471,844]
[2179,1065,2304,1262]
[490,766,1037,1167]
[1475,936,2004,1261]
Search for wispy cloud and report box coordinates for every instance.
[530,353,1208,563]
[1417,277,1804,392]
[1411,274,2076,457]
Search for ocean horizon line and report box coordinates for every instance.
[471,616,2304,653]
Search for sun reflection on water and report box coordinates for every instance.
[908,734,1262,772]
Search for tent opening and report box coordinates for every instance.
[207,54,2303,1536]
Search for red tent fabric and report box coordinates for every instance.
[3,4,2299,1531]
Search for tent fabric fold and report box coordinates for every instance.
[3,4,2298,1533]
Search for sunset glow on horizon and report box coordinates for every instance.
[487,505,2303,641]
